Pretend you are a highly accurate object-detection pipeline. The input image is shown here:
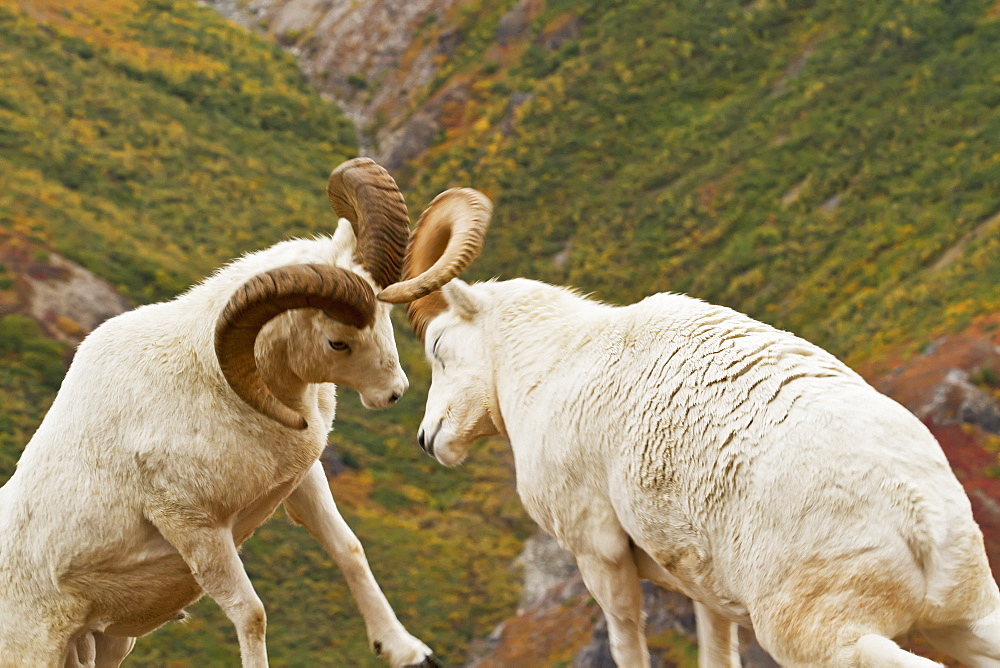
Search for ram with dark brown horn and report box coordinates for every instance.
[0,157,458,668]
[215,156,411,430]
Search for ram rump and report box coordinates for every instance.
[0,158,485,668]
[380,197,1000,668]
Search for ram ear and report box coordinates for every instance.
[441,279,481,321]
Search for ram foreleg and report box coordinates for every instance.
[284,461,437,667]
[576,540,651,668]
[156,522,268,668]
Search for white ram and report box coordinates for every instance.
[383,200,1000,668]
[0,158,484,668]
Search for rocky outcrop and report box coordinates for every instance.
[202,0,468,165]
[878,335,1000,435]
[512,528,579,613]
[203,0,562,170]
[0,231,129,347]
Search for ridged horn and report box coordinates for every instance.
[378,188,492,341]
[215,264,376,429]
[327,157,410,289]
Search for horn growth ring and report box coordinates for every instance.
[327,158,410,290]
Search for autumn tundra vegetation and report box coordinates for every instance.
[0,159,489,667]
[396,202,1000,667]
[2,0,1000,665]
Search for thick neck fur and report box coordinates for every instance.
[477,279,616,421]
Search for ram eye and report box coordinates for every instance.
[328,340,350,352]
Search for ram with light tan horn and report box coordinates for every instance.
[213,157,412,430]
[410,269,1000,666]
[214,264,376,430]
[0,157,445,668]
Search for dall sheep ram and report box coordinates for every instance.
[382,198,1000,667]
[0,158,485,667]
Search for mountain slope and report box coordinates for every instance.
[235,0,1000,363]
[2,0,1000,664]
[398,0,1000,367]
[0,0,356,303]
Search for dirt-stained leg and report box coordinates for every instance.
[576,544,650,668]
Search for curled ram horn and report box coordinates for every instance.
[378,188,493,341]
[214,157,490,427]
[327,157,411,290]
[215,157,410,429]
[215,264,376,430]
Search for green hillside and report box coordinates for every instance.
[402,0,1000,368]
[2,0,1000,664]
[0,0,357,303]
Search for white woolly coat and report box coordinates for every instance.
[0,228,423,665]
[419,278,998,666]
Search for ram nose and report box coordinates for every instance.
[417,427,435,458]
[360,371,408,410]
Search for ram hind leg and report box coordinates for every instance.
[752,633,943,668]
[94,633,136,668]
[65,632,95,668]
[67,632,137,668]
[849,634,944,667]
[153,520,268,668]
[694,601,741,668]
[919,539,1000,667]
[753,550,931,666]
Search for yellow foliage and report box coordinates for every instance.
[53,315,83,338]
[22,0,226,81]
[329,469,375,508]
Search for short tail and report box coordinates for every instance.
[855,634,943,667]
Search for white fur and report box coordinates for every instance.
[418,277,1000,668]
[0,220,434,668]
